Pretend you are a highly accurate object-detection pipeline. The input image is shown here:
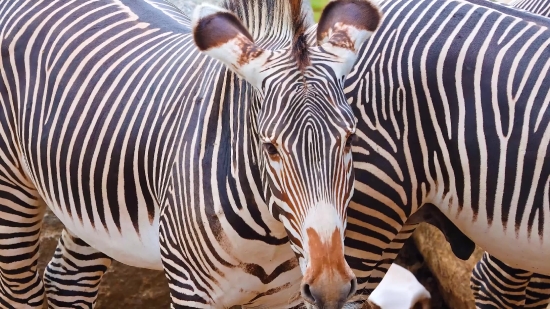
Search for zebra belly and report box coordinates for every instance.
[48,205,163,270]
[211,265,302,308]
[440,205,550,275]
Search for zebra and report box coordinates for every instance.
[10,0,550,308]
[0,0,382,308]
[338,0,550,304]
[18,0,547,308]
[459,0,550,308]
[472,251,550,308]
[348,0,550,307]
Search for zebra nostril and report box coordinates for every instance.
[347,277,358,299]
[301,283,316,304]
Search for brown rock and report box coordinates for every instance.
[412,223,484,309]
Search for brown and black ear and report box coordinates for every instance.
[317,0,382,53]
[192,6,254,52]
[191,4,269,88]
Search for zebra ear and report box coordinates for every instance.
[316,0,382,75]
[192,4,268,88]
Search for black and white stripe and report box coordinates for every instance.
[340,0,550,304]
[472,251,550,309]
[0,0,381,308]
[5,0,550,307]
[347,0,550,307]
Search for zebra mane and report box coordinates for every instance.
[222,0,311,70]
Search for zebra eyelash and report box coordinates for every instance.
[345,133,357,149]
[263,142,280,156]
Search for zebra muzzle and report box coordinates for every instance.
[301,228,358,308]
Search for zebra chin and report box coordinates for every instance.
[297,207,357,309]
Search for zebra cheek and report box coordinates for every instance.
[266,156,283,181]
[344,150,353,166]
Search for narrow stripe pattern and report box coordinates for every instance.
[0,0,364,308]
[44,230,112,309]
[4,0,550,308]
[343,0,550,297]
[344,0,550,306]
[467,1,550,308]
[472,252,550,309]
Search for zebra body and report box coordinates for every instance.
[1,1,292,306]
[0,0,382,308]
[0,0,192,270]
[472,251,550,308]
[343,0,550,292]
[465,1,550,307]
[341,0,550,307]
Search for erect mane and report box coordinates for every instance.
[290,0,310,71]
[222,0,311,70]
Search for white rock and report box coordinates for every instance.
[369,264,431,309]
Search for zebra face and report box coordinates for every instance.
[192,1,381,308]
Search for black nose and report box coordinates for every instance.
[300,278,357,309]
[301,283,315,304]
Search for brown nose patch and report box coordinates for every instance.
[304,227,352,284]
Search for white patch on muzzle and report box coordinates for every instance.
[300,201,344,271]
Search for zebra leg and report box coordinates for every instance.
[350,223,419,307]
[365,223,419,292]
[524,273,550,309]
[44,229,112,308]
[0,184,47,308]
[471,252,532,308]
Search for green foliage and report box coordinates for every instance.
[310,0,330,21]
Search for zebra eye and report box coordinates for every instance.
[345,134,356,150]
[263,143,279,156]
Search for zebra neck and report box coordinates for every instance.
[195,66,289,245]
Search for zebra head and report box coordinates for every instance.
[192,1,381,307]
